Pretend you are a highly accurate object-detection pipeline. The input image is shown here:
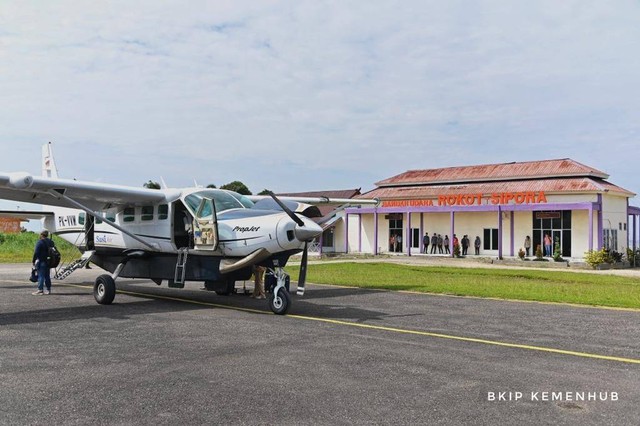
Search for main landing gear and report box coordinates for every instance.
[93,262,126,305]
[94,274,116,304]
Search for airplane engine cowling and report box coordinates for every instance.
[8,172,34,189]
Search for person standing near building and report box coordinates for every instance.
[396,233,402,252]
[32,230,53,295]
[474,236,481,255]
[524,236,531,257]
[389,234,395,252]
[444,235,450,254]
[544,233,552,257]
[461,235,469,256]
[430,234,438,254]
[422,233,429,254]
[437,234,444,254]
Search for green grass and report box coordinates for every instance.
[0,232,81,263]
[289,262,640,309]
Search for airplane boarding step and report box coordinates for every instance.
[173,247,189,286]
[54,250,95,280]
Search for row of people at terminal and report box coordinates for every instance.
[421,233,481,255]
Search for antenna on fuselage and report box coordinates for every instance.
[160,177,168,189]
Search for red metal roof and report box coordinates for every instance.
[376,159,609,187]
[360,177,634,200]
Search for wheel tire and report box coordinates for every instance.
[214,279,235,296]
[269,287,291,315]
[94,274,116,305]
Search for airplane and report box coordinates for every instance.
[0,143,378,314]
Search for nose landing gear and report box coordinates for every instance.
[266,266,291,315]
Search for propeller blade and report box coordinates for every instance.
[297,241,308,296]
[267,191,305,227]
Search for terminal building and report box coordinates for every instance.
[340,159,639,259]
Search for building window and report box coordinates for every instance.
[532,211,572,257]
[483,228,499,250]
[604,229,618,251]
[322,228,334,248]
[411,228,420,249]
[389,217,403,252]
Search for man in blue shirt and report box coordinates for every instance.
[32,230,53,295]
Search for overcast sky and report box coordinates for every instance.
[2,0,639,209]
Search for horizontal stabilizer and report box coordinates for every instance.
[0,210,54,220]
[219,248,272,274]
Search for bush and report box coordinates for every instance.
[535,244,543,260]
[0,233,5,244]
[553,238,564,262]
[627,248,640,266]
[584,248,622,268]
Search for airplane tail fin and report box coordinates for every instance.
[42,142,59,178]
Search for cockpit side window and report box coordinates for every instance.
[184,190,245,216]
[234,193,255,209]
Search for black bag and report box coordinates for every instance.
[29,267,38,283]
[47,241,61,268]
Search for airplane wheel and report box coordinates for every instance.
[94,274,116,305]
[269,288,290,315]
[214,279,235,296]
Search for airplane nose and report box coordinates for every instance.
[294,219,323,242]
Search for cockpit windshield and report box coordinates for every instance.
[184,189,254,216]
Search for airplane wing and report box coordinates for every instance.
[0,172,172,211]
[249,195,378,219]
[248,195,378,205]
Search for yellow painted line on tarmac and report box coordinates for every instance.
[11,280,639,365]
[286,313,640,365]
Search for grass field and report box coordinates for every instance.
[289,262,640,309]
[0,232,81,263]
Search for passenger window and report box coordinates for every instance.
[141,206,154,221]
[78,212,85,225]
[106,211,116,222]
[158,204,168,220]
[123,207,135,223]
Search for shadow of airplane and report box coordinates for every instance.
[2,279,421,326]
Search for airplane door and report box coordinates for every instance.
[192,198,219,250]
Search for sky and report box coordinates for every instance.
[1,0,640,214]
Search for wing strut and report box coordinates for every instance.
[47,190,158,251]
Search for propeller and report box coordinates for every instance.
[266,191,311,296]
[297,241,308,296]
